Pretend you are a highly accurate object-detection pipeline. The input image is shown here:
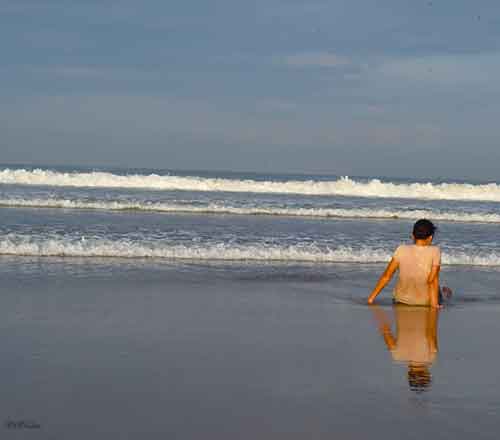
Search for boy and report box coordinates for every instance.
[367,219,450,308]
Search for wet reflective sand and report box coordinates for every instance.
[0,260,499,439]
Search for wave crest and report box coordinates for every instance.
[2,197,500,223]
[1,168,500,201]
[0,235,499,266]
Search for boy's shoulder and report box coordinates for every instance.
[430,244,441,255]
[395,244,412,252]
[395,244,440,253]
[393,244,410,258]
[397,244,412,249]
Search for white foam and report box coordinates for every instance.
[1,168,500,201]
[1,197,500,223]
[0,234,499,266]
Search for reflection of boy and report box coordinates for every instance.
[388,306,438,365]
[368,219,450,308]
[371,305,439,392]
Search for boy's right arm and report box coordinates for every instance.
[428,247,442,308]
[428,265,441,308]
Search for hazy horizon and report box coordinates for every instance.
[1,160,498,184]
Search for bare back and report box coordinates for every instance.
[393,244,441,306]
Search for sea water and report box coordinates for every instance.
[0,164,499,267]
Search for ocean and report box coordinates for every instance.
[1,164,500,265]
[1,164,500,439]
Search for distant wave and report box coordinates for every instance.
[2,197,500,223]
[0,234,498,266]
[1,168,500,201]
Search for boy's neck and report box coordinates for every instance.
[414,238,432,246]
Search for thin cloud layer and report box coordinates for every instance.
[283,52,352,68]
[1,0,500,179]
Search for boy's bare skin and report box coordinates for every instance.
[367,234,443,308]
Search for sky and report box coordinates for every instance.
[1,0,500,180]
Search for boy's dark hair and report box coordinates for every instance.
[413,219,436,240]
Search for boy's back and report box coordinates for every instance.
[393,244,441,306]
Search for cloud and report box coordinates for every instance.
[377,52,500,85]
[32,65,161,81]
[282,52,352,68]
[0,94,444,150]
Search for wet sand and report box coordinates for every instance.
[0,258,499,439]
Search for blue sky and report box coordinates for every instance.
[1,0,500,179]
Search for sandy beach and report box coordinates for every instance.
[1,257,499,439]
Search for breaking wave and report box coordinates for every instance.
[0,235,499,266]
[2,197,500,223]
[1,168,500,201]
